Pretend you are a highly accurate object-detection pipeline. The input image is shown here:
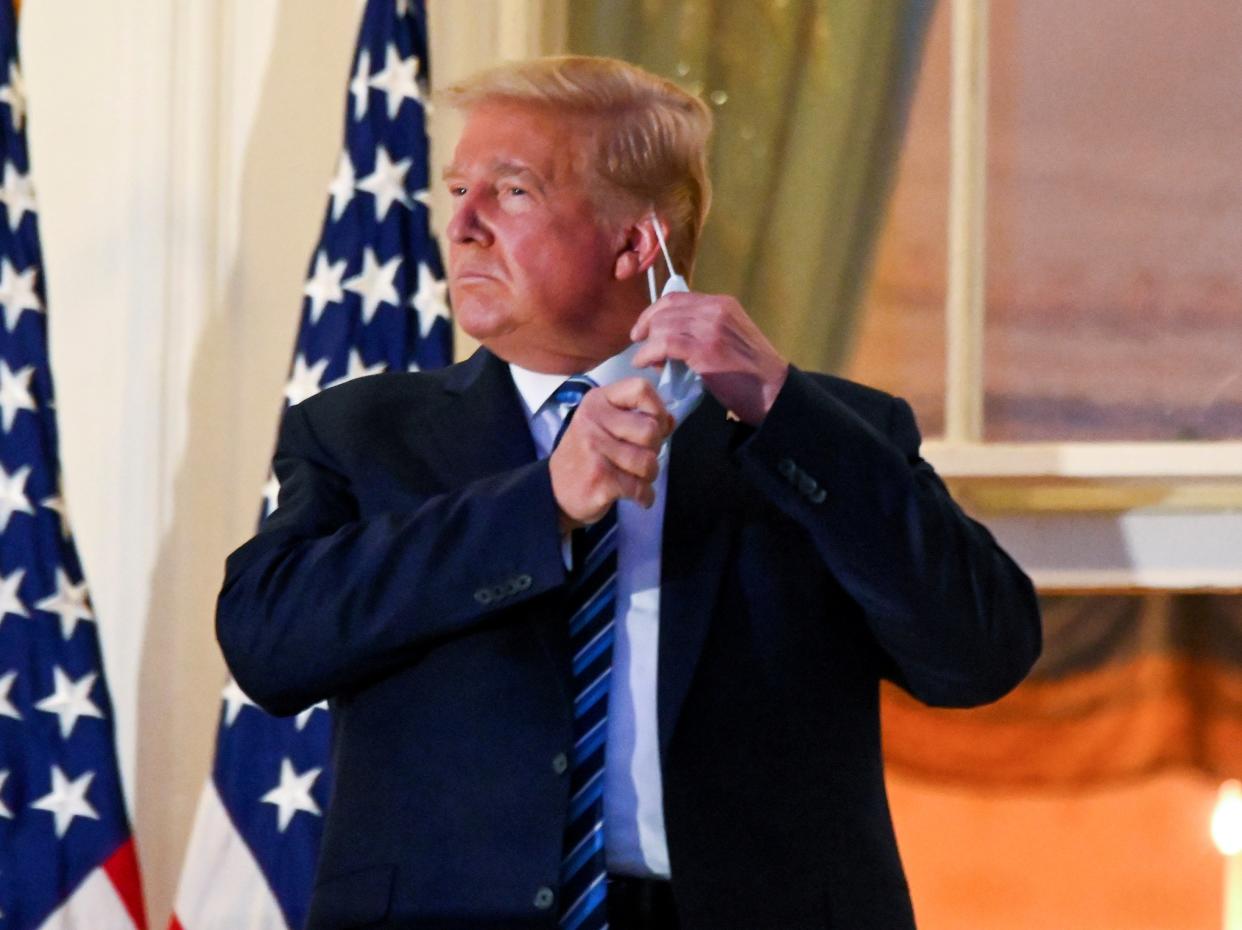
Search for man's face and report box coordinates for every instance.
[444,102,637,372]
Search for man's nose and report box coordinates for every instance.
[446,192,493,247]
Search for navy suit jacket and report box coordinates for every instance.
[217,347,1040,930]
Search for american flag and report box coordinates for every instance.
[170,1,450,928]
[0,1,148,928]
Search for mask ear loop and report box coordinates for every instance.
[646,212,677,304]
[651,212,677,277]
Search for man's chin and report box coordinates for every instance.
[452,300,511,341]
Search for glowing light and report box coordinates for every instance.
[1212,780,1242,856]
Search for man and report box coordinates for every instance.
[218,56,1040,930]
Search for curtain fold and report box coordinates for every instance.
[883,594,1242,787]
[568,0,936,372]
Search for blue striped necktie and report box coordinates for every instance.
[551,377,616,930]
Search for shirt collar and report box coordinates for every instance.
[508,342,661,421]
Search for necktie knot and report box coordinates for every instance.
[552,376,595,408]
[551,376,596,449]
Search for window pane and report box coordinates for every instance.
[984,2,1242,440]
[844,0,949,438]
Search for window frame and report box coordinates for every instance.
[924,0,1242,591]
[517,0,1242,591]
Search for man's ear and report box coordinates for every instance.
[613,215,664,282]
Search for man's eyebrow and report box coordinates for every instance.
[441,160,545,187]
[491,161,540,180]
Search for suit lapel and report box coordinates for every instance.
[658,395,744,759]
[415,348,743,748]
[416,347,538,488]
[414,347,576,708]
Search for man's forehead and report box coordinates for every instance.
[445,102,597,180]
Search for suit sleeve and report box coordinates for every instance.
[216,400,569,716]
[733,367,1041,707]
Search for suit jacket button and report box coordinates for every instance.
[533,886,555,910]
[777,457,797,479]
[809,487,827,504]
[552,752,569,775]
[798,474,818,497]
[517,574,532,590]
[473,588,493,605]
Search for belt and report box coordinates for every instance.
[606,875,679,930]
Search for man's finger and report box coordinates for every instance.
[629,293,673,342]
[630,335,667,371]
[601,377,673,430]
[631,332,698,372]
[610,466,657,509]
[597,405,669,450]
[595,430,661,483]
[629,290,699,341]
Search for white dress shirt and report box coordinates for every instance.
[508,343,672,879]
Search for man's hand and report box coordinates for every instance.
[630,292,789,427]
[549,378,675,530]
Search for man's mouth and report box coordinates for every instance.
[452,270,500,284]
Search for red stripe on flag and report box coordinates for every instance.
[103,838,149,930]
[167,918,184,930]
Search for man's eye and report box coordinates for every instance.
[449,185,467,197]
[506,186,527,197]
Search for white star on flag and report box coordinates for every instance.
[284,353,329,407]
[294,700,329,731]
[0,463,33,532]
[173,5,452,920]
[35,667,104,738]
[411,263,450,337]
[221,677,257,726]
[0,358,35,430]
[261,758,323,832]
[35,567,95,640]
[40,494,71,539]
[349,48,371,122]
[303,251,347,324]
[0,160,35,231]
[0,61,24,132]
[0,257,41,331]
[328,151,357,222]
[0,769,11,819]
[0,670,20,720]
[30,765,99,838]
[0,567,27,624]
[343,247,401,322]
[367,43,421,120]
[356,146,413,221]
[326,349,386,389]
[261,473,280,518]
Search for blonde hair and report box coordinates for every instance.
[442,55,713,276]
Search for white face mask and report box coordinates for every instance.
[645,214,705,433]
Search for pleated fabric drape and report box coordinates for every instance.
[568,0,936,374]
